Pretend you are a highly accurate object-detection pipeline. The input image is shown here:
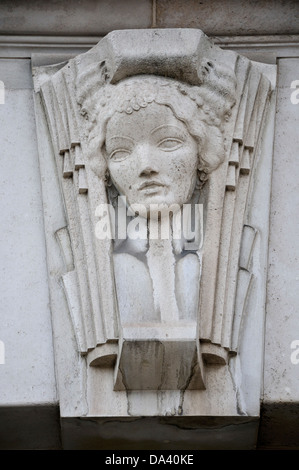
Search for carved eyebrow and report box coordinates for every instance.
[150,124,187,136]
[106,136,135,145]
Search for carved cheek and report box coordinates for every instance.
[172,147,198,177]
[110,159,140,196]
[108,162,124,191]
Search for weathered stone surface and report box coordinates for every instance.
[0,0,152,35]
[1,0,298,38]
[0,59,57,407]
[0,406,61,450]
[61,416,259,450]
[156,0,299,36]
[259,58,299,449]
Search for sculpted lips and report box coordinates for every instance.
[138,180,166,191]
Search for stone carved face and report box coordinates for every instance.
[81,74,236,206]
[105,102,199,209]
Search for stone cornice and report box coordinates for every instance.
[0,34,298,63]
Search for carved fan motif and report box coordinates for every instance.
[199,56,271,364]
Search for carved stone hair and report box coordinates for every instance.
[76,60,237,187]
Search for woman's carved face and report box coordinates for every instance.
[105,102,198,210]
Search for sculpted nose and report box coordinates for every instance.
[137,144,159,177]
[139,166,158,177]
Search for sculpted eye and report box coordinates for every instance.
[110,149,131,161]
[157,138,184,151]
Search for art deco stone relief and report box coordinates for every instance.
[32,29,276,417]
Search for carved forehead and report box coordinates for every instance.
[105,101,191,142]
[106,100,187,132]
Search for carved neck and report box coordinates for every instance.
[146,232,180,323]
